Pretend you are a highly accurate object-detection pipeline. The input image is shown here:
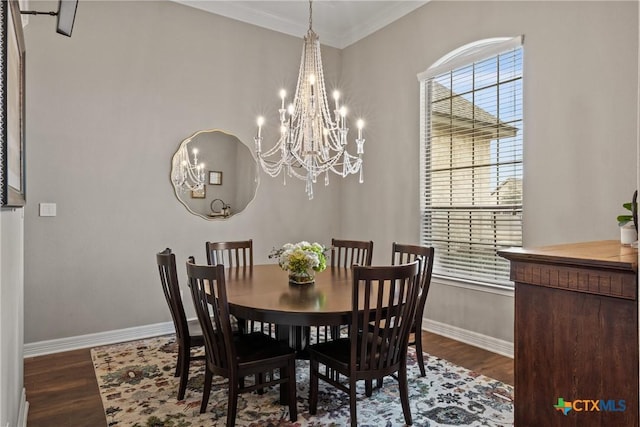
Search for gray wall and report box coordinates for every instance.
[23,0,343,343]
[21,0,638,350]
[0,209,25,427]
[340,1,638,344]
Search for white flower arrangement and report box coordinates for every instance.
[269,241,328,276]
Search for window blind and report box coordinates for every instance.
[419,40,523,287]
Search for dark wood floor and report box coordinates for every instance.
[24,331,513,427]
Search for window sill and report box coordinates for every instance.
[431,275,515,297]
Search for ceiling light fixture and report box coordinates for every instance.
[171,140,205,193]
[254,0,365,199]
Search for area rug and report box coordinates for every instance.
[91,335,513,426]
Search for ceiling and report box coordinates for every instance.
[173,1,428,49]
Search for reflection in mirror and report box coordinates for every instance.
[171,129,258,220]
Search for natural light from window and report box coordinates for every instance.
[418,36,523,287]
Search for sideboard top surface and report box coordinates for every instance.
[498,240,637,272]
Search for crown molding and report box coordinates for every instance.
[172,1,428,49]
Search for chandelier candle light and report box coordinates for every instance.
[171,140,205,192]
[254,0,365,199]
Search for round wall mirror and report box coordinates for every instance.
[171,129,258,220]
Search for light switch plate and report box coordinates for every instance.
[39,203,57,217]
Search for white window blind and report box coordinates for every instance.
[419,38,523,287]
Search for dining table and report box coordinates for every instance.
[222,264,360,405]
[224,264,356,353]
[222,263,412,406]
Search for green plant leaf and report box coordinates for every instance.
[618,214,632,226]
[622,202,634,211]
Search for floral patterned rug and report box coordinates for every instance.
[91,335,513,426]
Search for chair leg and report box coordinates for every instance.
[309,358,319,415]
[237,318,247,334]
[177,347,190,400]
[414,331,426,377]
[177,360,189,400]
[227,379,239,427]
[200,368,213,414]
[287,361,297,421]
[257,372,265,395]
[376,377,383,389]
[398,362,413,425]
[330,326,340,340]
[365,379,372,397]
[174,345,184,377]
[349,378,358,427]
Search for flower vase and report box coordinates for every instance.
[289,269,315,285]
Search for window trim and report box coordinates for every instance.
[418,35,524,290]
[417,35,524,81]
[432,274,515,298]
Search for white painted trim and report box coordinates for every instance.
[23,321,175,358]
[16,388,27,427]
[417,35,524,81]
[24,316,514,363]
[431,276,515,298]
[172,0,428,49]
[422,318,514,359]
[335,1,429,49]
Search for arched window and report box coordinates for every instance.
[418,36,523,287]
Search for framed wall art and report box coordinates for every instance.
[191,186,206,199]
[1,0,26,207]
[209,170,222,185]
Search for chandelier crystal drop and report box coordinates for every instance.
[254,0,365,199]
[171,140,205,192]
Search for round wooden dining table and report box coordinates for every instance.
[223,264,357,402]
[224,264,354,329]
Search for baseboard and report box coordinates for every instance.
[23,318,513,360]
[17,388,28,427]
[422,318,514,358]
[23,321,175,358]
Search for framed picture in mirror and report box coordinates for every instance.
[1,0,26,207]
[209,171,222,185]
[191,186,206,199]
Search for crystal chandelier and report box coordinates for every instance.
[171,140,205,192]
[254,0,365,199]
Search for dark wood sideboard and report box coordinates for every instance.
[499,240,638,427]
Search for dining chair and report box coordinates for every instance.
[186,258,298,425]
[156,248,205,401]
[318,238,374,342]
[392,242,435,377]
[308,260,422,427]
[365,244,434,392]
[330,238,373,269]
[205,239,275,337]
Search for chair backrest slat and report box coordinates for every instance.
[206,239,253,269]
[350,261,421,376]
[331,238,373,269]
[186,258,235,375]
[391,243,435,327]
[156,249,188,341]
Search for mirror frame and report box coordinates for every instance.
[171,128,259,220]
